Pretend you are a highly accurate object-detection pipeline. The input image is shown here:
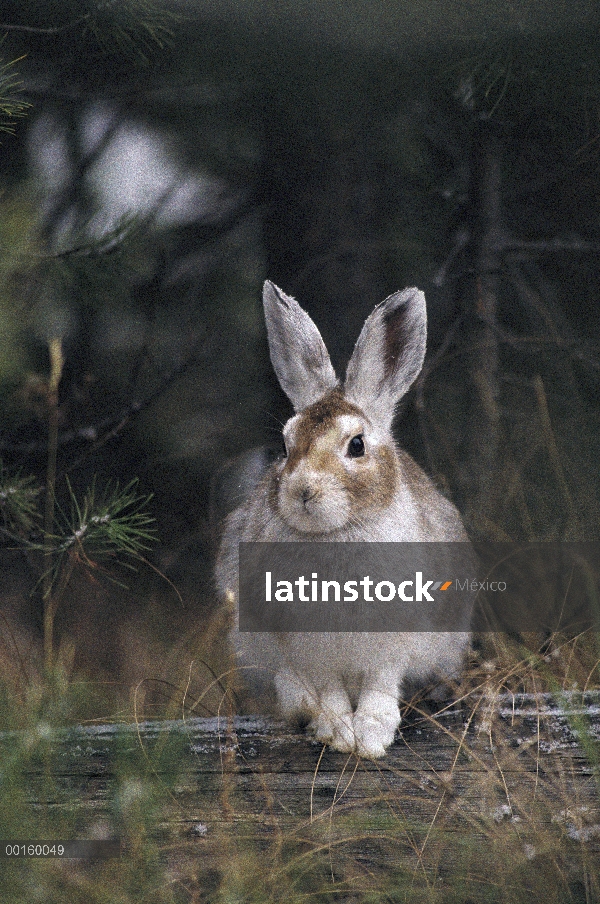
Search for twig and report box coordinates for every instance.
[498,236,600,256]
[532,375,578,535]
[0,15,90,35]
[0,354,199,466]
[63,355,198,475]
[42,338,64,673]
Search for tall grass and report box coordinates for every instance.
[0,630,598,904]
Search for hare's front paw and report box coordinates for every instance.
[310,711,355,752]
[309,688,355,753]
[353,714,396,758]
[353,692,401,758]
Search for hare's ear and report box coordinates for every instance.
[344,287,426,427]
[263,280,338,411]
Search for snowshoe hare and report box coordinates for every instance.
[216,281,470,758]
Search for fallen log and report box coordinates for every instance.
[14,692,599,834]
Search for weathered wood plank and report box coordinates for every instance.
[8,689,599,884]
[14,691,600,773]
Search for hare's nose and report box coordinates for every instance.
[301,487,317,506]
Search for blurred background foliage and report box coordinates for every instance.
[0,0,599,701]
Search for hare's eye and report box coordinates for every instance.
[347,434,365,458]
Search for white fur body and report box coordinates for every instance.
[216,281,471,758]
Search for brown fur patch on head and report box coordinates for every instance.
[286,389,363,469]
[283,387,400,514]
[339,444,398,512]
[299,389,362,432]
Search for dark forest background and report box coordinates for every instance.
[1,0,600,707]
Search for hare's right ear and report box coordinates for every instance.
[263,281,338,411]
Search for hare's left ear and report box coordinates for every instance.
[263,281,338,411]
[344,287,426,428]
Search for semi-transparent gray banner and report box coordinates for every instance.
[238,542,600,632]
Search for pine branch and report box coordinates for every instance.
[58,477,156,561]
[0,461,40,535]
[1,1,179,55]
[0,55,31,134]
